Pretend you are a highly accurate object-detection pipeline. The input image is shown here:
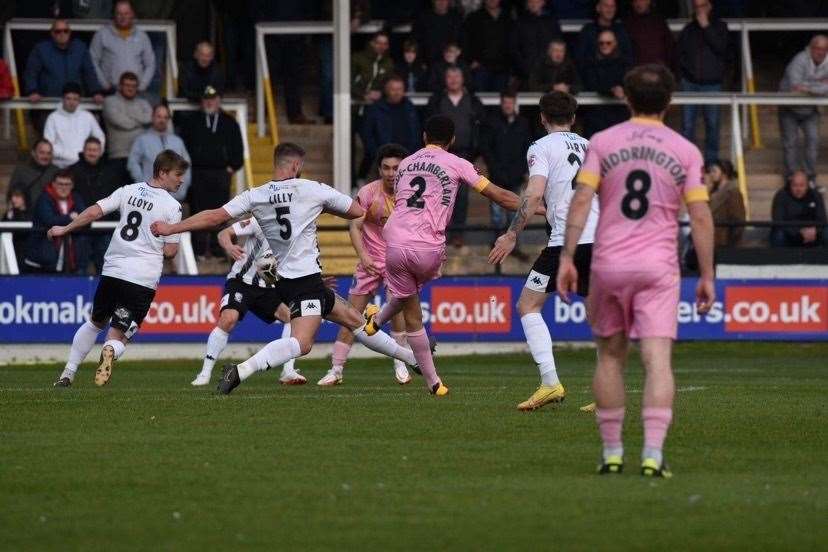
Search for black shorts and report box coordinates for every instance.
[275,273,335,320]
[91,276,155,337]
[220,278,283,323]
[525,244,593,296]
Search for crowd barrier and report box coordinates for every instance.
[0,275,825,343]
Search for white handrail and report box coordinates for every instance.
[0,222,199,276]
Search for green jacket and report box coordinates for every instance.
[351,50,394,98]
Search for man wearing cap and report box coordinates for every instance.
[44,82,106,168]
[178,85,244,258]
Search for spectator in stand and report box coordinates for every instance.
[102,72,152,178]
[360,75,422,170]
[413,0,464,63]
[706,159,745,247]
[352,31,394,106]
[0,59,13,99]
[71,0,113,18]
[8,139,59,209]
[43,82,106,169]
[463,0,513,92]
[396,40,429,93]
[778,35,828,185]
[428,42,473,94]
[4,189,31,269]
[551,0,593,18]
[69,137,122,273]
[426,66,486,248]
[178,86,243,258]
[575,0,634,70]
[128,104,192,200]
[89,0,156,95]
[771,170,827,247]
[581,30,631,137]
[510,0,563,88]
[481,91,532,259]
[23,170,88,274]
[529,39,580,93]
[624,0,675,68]
[677,0,729,163]
[180,41,226,103]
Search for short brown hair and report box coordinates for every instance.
[153,149,190,177]
[623,64,675,115]
[274,142,306,165]
[539,91,577,126]
[53,168,74,183]
[119,71,139,84]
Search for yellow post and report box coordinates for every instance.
[735,152,751,220]
[747,78,763,149]
[10,76,29,152]
[263,77,279,146]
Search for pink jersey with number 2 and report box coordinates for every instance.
[383,145,490,250]
[577,118,709,273]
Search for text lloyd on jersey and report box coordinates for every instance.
[127,196,154,211]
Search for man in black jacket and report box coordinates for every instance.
[770,171,827,247]
[68,136,124,272]
[180,41,225,103]
[179,86,244,257]
[481,91,532,258]
[581,30,631,137]
[463,0,513,92]
[677,0,730,163]
[426,67,486,247]
[510,0,563,87]
[412,0,464,63]
[575,0,634,69]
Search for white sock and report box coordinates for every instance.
[391,331,407,371]
[237,337,301,381]
[643,447,663,465]
[280,322,296,373]
[201,327,229,375]
[104,339,126,360]
[604,446,624,462]
[62,321,103,380]
[354,329,416,365]
[521,313,559,386]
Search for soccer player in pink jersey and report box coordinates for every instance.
[557,65,716,477]
[318,144,413,386]
[364,115,529,396]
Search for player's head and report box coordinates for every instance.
[539,90,577,130]
[273,142,306,177]
[623,64,675,117]
[153,149,190,192]
[375,143,409,189]
[423,115,455,150]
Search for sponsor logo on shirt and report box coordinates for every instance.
[429,286,511,333]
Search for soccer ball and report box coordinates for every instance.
[256,252,279,285]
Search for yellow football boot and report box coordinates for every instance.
[94,344,115,386]
[517,383,565,411]
[598,455,624,475]
[641,458,673,478]
[431,382,449,396]
[580,402,596,413]
[363,304,380,336]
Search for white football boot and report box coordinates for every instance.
[191,371,212,386]
[279,368,307,385]
[394,362,412,385]
[317,367,343,386]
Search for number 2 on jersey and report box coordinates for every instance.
[120,211,142,241]
[567,152,582,190]
[406,176,426,208]
[621,170,651,220]
[274,206,292,239]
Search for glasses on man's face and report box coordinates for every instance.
[52,28,70,35]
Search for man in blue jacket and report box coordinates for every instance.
[360,75,422,172]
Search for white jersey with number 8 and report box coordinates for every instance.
[222,179,353,280]
[96,182,182,290]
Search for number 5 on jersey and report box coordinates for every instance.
[275,206,292,239]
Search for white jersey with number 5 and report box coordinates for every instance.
[527,131,599,247]
[222,179,353,279]
[96,182,182,290]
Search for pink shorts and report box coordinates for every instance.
[349,261,385,296]
[587,268,680,339]
[384,246,445,298]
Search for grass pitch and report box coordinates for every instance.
[1,343,826,551]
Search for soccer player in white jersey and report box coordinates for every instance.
[151,142,422,395]
[190,217,305,386]
[49,150,189,387]
[489,91,600,411]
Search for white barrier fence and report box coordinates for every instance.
[0,221,198,276]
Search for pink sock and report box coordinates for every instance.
[331,340,351,369]
[596,407,625,449]
[406,328,439,389]
[376,296,405,326]
[642,407,672,450]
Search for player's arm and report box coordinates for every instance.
[151,207,232,237]
[217,225,246,261]
[348,215,380,275]
[556,183,595,303]
[488,175,547,264]
[162,243,179,259]
[47,204,104,239]
[687,199,716,314]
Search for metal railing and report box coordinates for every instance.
[0,221,198,276]
[0,97,253,193]
[2,18,179,151]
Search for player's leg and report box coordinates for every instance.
[593,332,629,474]
[94,292,149,387]
[192,309,239,386]
[515,287,564,410]
[319,293,367,386]
[275,304,306,385]
[389,312,411,384]
[55,317,107,387]
[639,337,674,477]
[399,294,446,395]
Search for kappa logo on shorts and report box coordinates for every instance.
[526,270,550,291]
[234,292,243,303]
[113,307,130,320]
[300,299,321,316]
